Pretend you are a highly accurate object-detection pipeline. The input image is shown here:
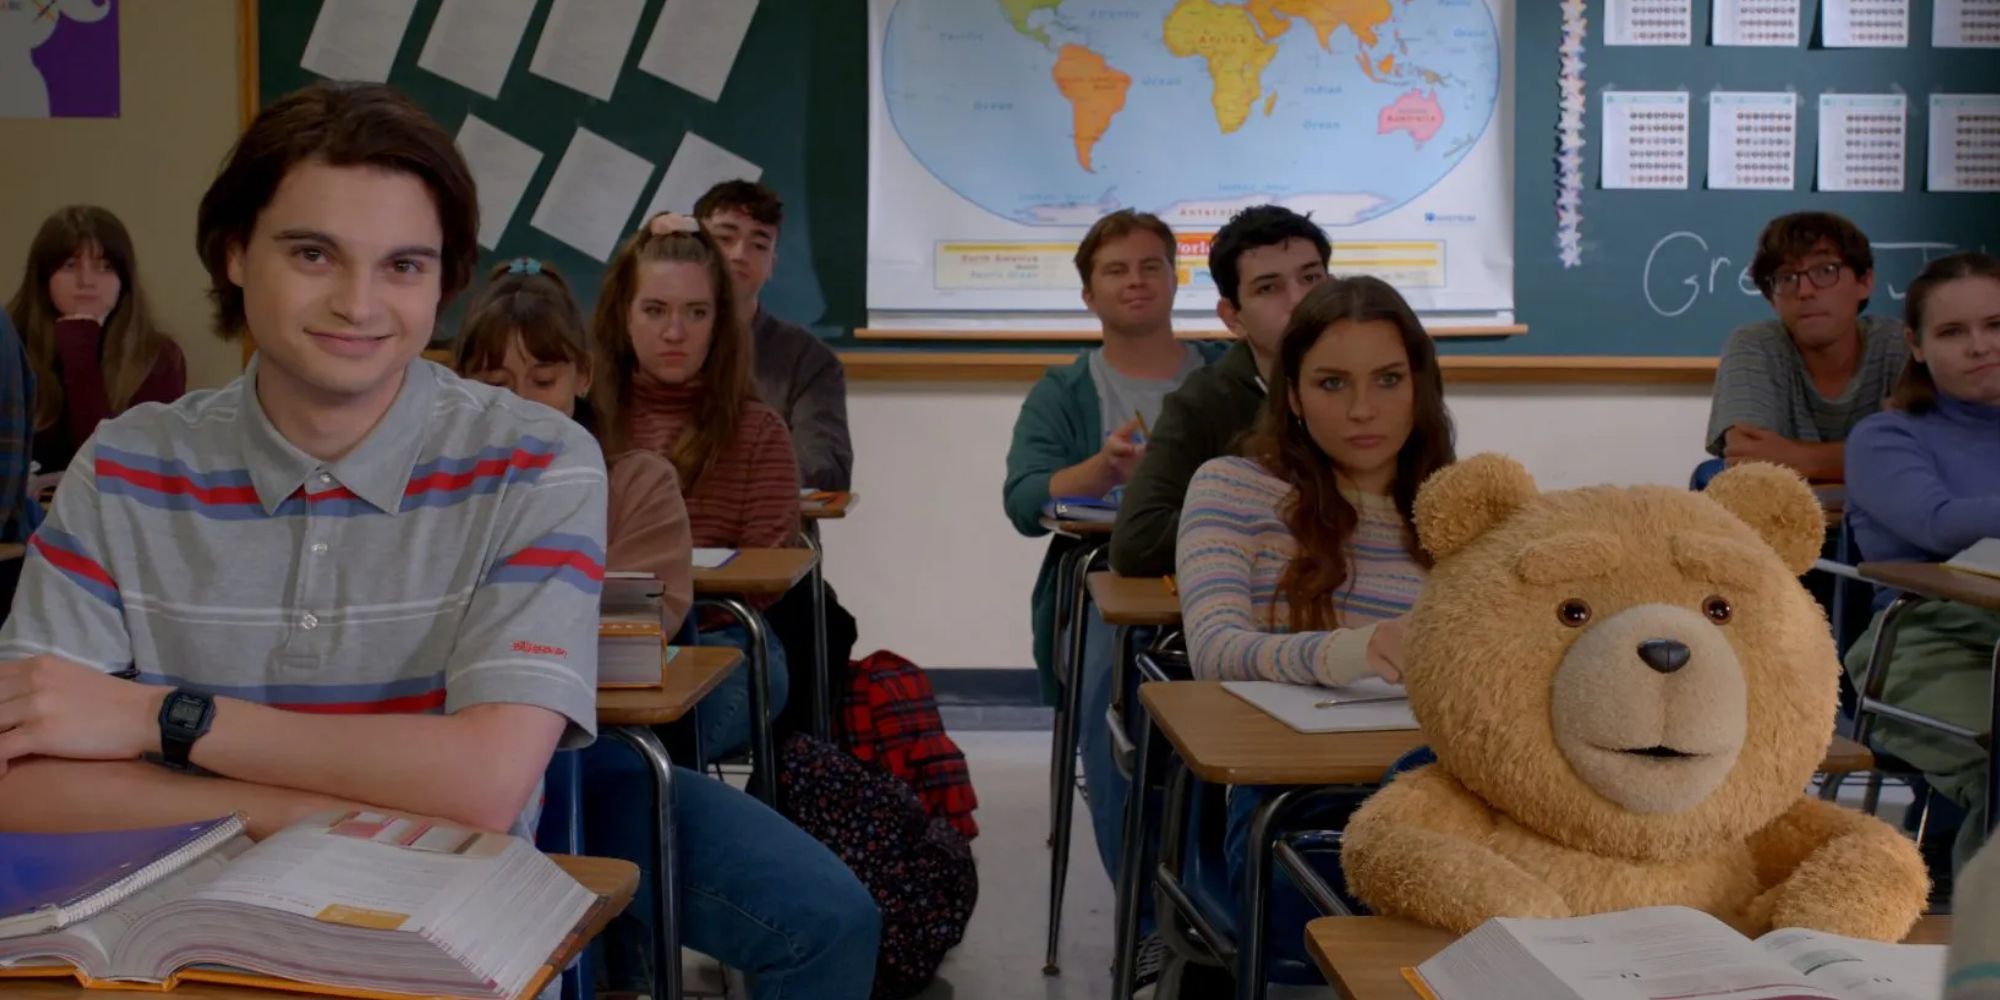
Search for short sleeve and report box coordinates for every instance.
[0,435,134,672]
[1706,324,1797,454]
[443,429,609,748]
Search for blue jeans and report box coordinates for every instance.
[1224,786,1366,984]
[582,748,881,1000]
[696,621,790,764]
[1078,616,1160,933]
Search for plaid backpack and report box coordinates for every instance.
[839,650,980,839]
[776,734,979,999]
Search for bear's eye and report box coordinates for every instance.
[1703,595,1733,625]
[1556,599,1592,628]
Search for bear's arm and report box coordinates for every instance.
[1743,797,1929,941]
[1342,767,1571,933]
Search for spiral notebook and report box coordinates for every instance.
[0,815,245,940]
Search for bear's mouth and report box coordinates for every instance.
[1618,745,1699,760]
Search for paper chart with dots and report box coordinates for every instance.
[1817,94,1907,192]
[1606,0,1693,45]
[1708,92,1797,189]
[1823,0,1910,48]
[1713,0,1802,46]
[1928,94,2000,192]
[1603,91,1691,189]
[1934,0,2000,46]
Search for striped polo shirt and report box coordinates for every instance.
[0,357,608,835]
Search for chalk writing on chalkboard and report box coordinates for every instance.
[1641,231,1960,317]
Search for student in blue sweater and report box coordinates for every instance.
[1844,251,2000,876]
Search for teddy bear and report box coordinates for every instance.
[1341,454,1929,941]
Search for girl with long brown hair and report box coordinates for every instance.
[453,257,878,1000]
[591,212,801,758]
[1173,275,1455,982]
[6,205,185,474]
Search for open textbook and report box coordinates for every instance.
[0,811,596,999]
[1412,905,1944,1000]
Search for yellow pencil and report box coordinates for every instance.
[1135,409,1150,439]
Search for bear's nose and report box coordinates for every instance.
[1637,638,1691,674]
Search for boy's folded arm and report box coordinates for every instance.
[0,757,367,840]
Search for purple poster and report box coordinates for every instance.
[2,0,118,119]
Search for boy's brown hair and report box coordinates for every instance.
[1073,209,1176,284]
[1749,211,1874,305]
[195,82,479,339]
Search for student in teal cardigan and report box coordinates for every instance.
[1002,209,1225,703]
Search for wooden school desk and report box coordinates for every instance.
[1111,682,1884,1000]
[1304,914,1954,1000]
[0,542,23,562]
[798,491,858,741]
[693,547,817,804]
[1848,561,2000,838]
[591,645,744,1000]
[10,854,640,1000]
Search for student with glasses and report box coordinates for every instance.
[1704,212,1907,481]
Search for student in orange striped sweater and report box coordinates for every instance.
[1175,275,1456,983]
[592,213,800,762]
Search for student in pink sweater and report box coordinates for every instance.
[1175,275,1456,984]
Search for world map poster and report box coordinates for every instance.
[867,0,1515,322]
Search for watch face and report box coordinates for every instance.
[166,696,207,727]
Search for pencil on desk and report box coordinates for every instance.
[1163,575,1178,596]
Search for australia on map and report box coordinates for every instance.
[879,0,1502,228]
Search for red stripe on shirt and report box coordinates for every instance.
[95,458,261,506]
[405,449,558,497]
[29,533,117,590]
[504,547,607,581]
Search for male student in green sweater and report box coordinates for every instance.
[1110,205,1331,577]
[1002,209,1224,705]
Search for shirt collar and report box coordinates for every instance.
[239,355,439,516]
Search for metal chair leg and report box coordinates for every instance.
[600,727,683,1000]
[1112,698,1161,998]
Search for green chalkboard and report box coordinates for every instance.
[258,1,1999,359]
[257,0,868,341]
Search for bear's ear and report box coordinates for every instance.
[1701,462,1825,575]
[1414,454,1539,561]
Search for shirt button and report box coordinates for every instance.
[310,542,329,555]
[317,473,333,486]
[301,613,319,630]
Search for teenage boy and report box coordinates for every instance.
[0,82,607,841]
[1003,209,1222,704]
[1110,204,1330,578]
[1706,211,1907,481]
[694,180,853,491]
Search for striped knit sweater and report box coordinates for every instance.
[1175,455,1426,686]
[625,380,801,549]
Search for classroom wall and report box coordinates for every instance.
[822,385,1716,670]
[0,0,244,390]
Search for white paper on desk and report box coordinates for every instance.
[1946,539,2000,581]
[1817,93,1907,193]
[529,127,655,261]
[639,0,760,103]
[642,132,763,219]
[416,0,537,99]
[692,548,738,570]
[1602,91,1690,189]
[1822,0,1909,47]
[456,115,544,250]
[1605,0,1692,44]
[1222,681,1417,735]
[1708,92,1797,190]
[529,0,645,102]
[1928,94,2000,193]
[301,0,418,83]
[1935,0,2000,47]
[1713,0,1801,45]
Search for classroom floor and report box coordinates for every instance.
[682,726,1921,1000]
